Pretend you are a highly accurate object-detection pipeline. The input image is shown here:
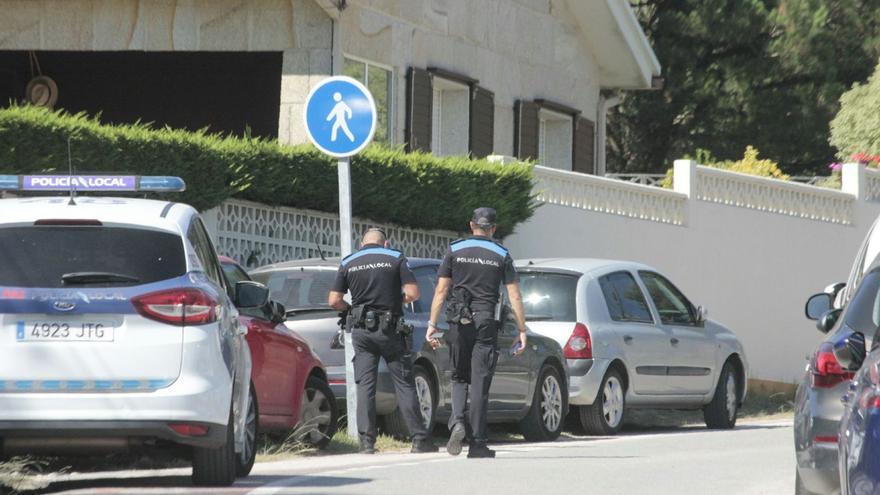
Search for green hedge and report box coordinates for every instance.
[0,106,537,237]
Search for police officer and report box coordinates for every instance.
[426,208,527,458]
[328,228,438,454]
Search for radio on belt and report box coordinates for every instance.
[0,174,186,192]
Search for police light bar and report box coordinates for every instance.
[0,175,186,192]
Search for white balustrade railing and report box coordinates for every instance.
[695,165,854,224]
[865,168,880,203]
[202,199,457,268]
[535,166,687,225]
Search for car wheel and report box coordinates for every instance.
[580,368,626,436]
[192,407,237,487]
[298,376,338,449]
[384,364,436,439]
[235,383,259,477]
[519,364,566,442]
[703,362,738,429]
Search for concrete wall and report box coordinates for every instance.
[505,162,880,383]
[338,0,602,155]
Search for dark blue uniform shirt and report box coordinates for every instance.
[332,243,416,315]
[438,235,518,312]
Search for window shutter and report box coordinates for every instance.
[572,116,595,174]
[405,67,433,153]
[469,85,494,158]
[514,100,539,160]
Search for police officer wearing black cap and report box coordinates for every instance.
[426,208,528,458]
[328,228,438,454]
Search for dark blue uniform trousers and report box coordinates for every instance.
[448,312,500,446]
[352,327,428,444]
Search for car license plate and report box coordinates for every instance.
[16,321,115,342]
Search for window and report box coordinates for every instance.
[0,226,186,288]
[221,261,251,286]
[431,76,470,156]
[517,271,579,322]
[251,269,336,311]
[845,269,880,337]
[187,218,225,288]
[343,56,392,144]
[538,108,573,170]
[598,272,653,324]
[639,271,697,326]
[411,266,439,314]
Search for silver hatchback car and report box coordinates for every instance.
[516,258,748,434]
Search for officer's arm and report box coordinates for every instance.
[506,282,528,333]
[328,291,349,311]
[429,277,452,327]
[403,282,420,304]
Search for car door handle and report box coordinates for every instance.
[623,335,633,343]
[670,338,679,345]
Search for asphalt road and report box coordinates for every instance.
[29,419,794,495]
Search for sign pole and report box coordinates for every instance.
[338,157,358,439]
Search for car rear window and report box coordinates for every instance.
[0,226,186,288]
[251,269,336,311]
[518,271,579,322]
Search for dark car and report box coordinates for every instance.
[835,267,880,495]
[220,257,338,451]
[252,257,569,441]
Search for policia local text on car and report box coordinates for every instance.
[328,228,438,454]
[426,207,528,459]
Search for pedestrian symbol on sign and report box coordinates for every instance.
[303,76,377,158]
[327,92,355,142]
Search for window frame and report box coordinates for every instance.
[430,75,471,157]
[342,54,394,144]
[538,107,574,171]
[637,271,699,327]
[598,270,655,325]
[186,216,226,291]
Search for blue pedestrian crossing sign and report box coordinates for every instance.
[303,76,377,158]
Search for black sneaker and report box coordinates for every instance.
[446,423,466,456]
[359,439,376,454]
[411,438,439,453]
[467,444,496,459]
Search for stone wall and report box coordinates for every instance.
[338,0,602,155]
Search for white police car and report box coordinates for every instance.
[0,175,259,486]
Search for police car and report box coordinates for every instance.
[0,175,259,486]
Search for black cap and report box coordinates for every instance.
[471,207,497,228]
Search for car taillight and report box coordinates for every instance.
[811,343,855,388]
[564,323,592,359]
[132,288,218,325]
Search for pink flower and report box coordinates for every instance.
[829,163,842,171]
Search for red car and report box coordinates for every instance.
[220,257,338,456]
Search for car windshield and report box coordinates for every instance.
[251,268,336,311]
[845,268,880,337]
[0,226,186,288]
[517,271,579,322]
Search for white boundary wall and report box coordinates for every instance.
[507,161,880,383]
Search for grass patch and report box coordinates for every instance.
[256,430,410,462]
[0,457,55,493]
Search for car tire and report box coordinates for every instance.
[235,383,259,478]
[384,364,436,440]
[298,375,339,449]
[192,407,237,487]
[580,368,626,436]
[519,364,567,442]
[703,362,738,430]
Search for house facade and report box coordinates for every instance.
[0,0,659,174]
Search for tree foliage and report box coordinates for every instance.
[609,0,880,175]
[830,60,880,159]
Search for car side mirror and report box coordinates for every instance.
[696,306,708,325]
[235,281,269,309]
[269,301,287,324]
[816,309,842,334]
[806,293,833,321]
[833,332,867,371]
